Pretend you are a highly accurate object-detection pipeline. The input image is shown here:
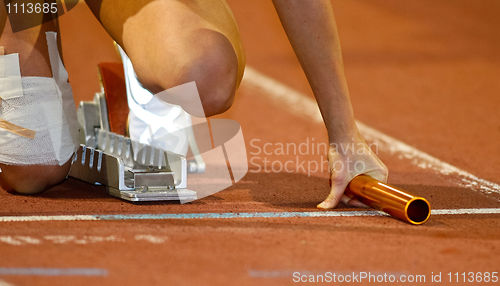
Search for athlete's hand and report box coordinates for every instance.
[317,138,388,209]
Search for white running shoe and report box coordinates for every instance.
[116,44,191,156]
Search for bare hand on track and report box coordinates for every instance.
[317,138,388,209]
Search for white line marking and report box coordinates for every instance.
[0,235,172,245]
[43,235,77,244]
[0,236,41,246]
[134,234,167,244]
[0,209,498,223]
[42,235,124,245]
[0,215,98,222]
[14,236,40,245]
[0,267,107,276]
[431,208,500,215]
[0,236,22,246]
[242,67,500,196]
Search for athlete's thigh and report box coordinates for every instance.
[84,0,245,84]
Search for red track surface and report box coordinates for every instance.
[1,1,499,285]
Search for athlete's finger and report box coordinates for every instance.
[317,178,348,209]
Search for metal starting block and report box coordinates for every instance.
[69,68,202,202]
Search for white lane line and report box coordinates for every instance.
[134,234,168,244]
[242,67,500,196]
[0,237,22,246]
[12,236,40,245]
[0,208,498,222]
[43,235,124,244]
[0,215,99,222]
[0,235,169,245]
[431,208,500,215]
[0,267,107,276]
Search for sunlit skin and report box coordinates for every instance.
[0,0,386,208]
[0,161,71,194]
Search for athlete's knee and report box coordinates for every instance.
[0,161,71,194]
[181,30,238,116]
[142,29,239,117]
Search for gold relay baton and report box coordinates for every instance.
[345,175,431,225]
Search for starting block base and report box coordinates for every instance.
[109,188,196,202]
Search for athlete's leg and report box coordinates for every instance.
[85,0,245,117]
[0,8,72,194]
[0,163,71,194]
